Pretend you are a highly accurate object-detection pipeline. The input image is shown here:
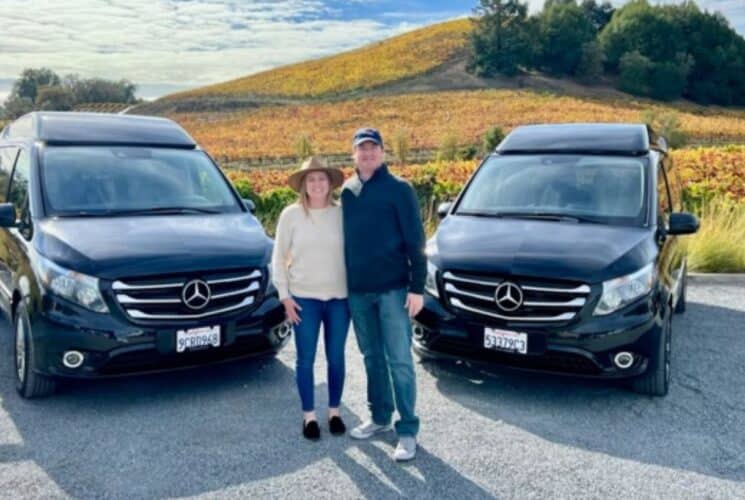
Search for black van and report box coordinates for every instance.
[0,112,291,398]
[414,124,699,396]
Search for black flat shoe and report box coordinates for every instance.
[303,420,321,440]
[329,416,346,436]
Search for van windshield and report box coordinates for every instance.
[41,147,241,216]
[456,155,648,226]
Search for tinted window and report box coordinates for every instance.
[8,149,31,223]
[41,147,241,216]
[0,147,19,202]
[657,164,672,216]
[665,160,683,211]
[457,155,647,225]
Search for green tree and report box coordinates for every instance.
[576,41,605,83]
[599,0,684,72]
[467,0,531,77]
[648,54,692,101]
[64,75,137,104]
[11,68,60,103]
[580,0,614,32]
[618,50,652,96]
[36,86,75,111]
[536,1,596,75]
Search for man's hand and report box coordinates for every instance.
[405,293,424,318]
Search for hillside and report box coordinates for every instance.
[171,89,745,162]
[154,19,471,105]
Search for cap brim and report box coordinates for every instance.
[353,138,382,147]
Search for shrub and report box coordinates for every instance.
[293,134,315,159]
[641,109,687,149]
[392,128,411,164]
[618,50,652,96]
[482,126,505,153]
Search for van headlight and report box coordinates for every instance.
[425,260,439,298]
[594,263,655,316]
[37,256,110,313]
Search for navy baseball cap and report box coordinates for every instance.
[353,127,383,147]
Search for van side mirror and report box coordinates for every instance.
[437,202,453,219]
[0,203,15,228]
[243,198,256,213]
[668,212,699,235]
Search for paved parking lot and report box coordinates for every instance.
[0,277,743,499]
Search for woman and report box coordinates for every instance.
[271,156,350,441]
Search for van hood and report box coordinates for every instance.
[35,214,272,280]
[431,215,658,284]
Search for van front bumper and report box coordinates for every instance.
[412,293,666,379]
[29,294,290,378]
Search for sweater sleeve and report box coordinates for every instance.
[271,207,293,301]
[395,181,427,295]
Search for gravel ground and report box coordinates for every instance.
[0,277,742,499]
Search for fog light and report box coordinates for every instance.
[613,351,635,370]
[274,322,292,339]
[412,324,425,340]
[62,350,85,369]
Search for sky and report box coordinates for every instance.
[0,0,742,102]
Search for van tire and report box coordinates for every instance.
[631,313,671,397]
[14,302,57,399]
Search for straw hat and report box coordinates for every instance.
[287,156,344,193]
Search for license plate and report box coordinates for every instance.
[176,326,221,353]
[484,327,528,354]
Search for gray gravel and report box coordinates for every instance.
[0,278,743,499]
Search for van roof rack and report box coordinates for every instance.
[2,111,196,149]
[496,123,659,156]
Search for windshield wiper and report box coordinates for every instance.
[514,212,602,223]
[56,207,222,217]
[108,207,222,216]
[457,210,600,223]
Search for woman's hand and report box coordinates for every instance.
[282,297,303,325]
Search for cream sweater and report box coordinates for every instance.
[271,203,348,301]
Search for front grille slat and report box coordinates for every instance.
[127,296,255,320]
[450,297,576,322]
[442,271,590,323]
[207,270,262,285]
[112,268,264,322]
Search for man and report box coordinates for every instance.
[341,127,426,462]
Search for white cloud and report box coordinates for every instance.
[0,0,418,87]
[0,0,741,96]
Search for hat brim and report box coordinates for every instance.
[288,167,344,193]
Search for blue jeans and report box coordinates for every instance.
[348,287,419,437]
[292,296,351,412]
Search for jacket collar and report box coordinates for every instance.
[343,164,388,197]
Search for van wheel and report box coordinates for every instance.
[631,313,671,397]
[674,272,687,314]
[14,302,56,398]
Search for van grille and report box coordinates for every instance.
[441,271,590,323]
[112,268,263,322]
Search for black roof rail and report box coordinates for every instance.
[496,123,652,156]
[2,111,196,148]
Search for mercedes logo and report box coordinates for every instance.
[182,279,211,310]
[494,281,523,312]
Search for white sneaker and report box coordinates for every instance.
[349,420,393,440]
[393,436,417,462]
